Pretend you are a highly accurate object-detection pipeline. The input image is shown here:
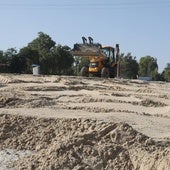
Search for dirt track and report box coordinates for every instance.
[0,74,170,169]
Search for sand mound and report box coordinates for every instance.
[0,74,170,169]
[0,114,169,170]
[0,75,12,84]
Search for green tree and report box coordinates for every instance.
[17,47,39,73]
[73,56,89,76]
[4,48,17,58]
[28,32,56,74]
[0,50,4,59]
[9,55,26,73]
[51,45,74,75]
[0,50,8,72]
[163,63,170,82]
[3,48,20,73]
[154,72,165,81]
[119,53,139,79]
[139,56,158,79]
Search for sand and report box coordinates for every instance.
[0,74,169,169]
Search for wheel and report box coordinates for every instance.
[110,65,117,78]
[101,67,110,78]
[80,66,89,77]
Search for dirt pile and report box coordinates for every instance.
[0,114,169,170]
[0,74,170,169]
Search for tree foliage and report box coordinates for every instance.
[0,51,8,72]
[51,45,74,75]
[17,47,39,73]
[0,32,169,81]
[73,56,89,76]
[28,32,56,57]
[139,56,158,79]
[0,32,74,75]
[3,48,19,73]
[119,53,139,79]
[28,32,56,74]
[163,63,170,82]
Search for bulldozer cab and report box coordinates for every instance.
[101,46,115,63]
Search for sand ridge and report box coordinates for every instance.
[0,74,170,169]
[0,114,169,170]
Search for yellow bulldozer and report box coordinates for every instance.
[71,37,120,78]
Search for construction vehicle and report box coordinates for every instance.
[71,37,120,78]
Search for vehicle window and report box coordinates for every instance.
[101,49,110,57]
